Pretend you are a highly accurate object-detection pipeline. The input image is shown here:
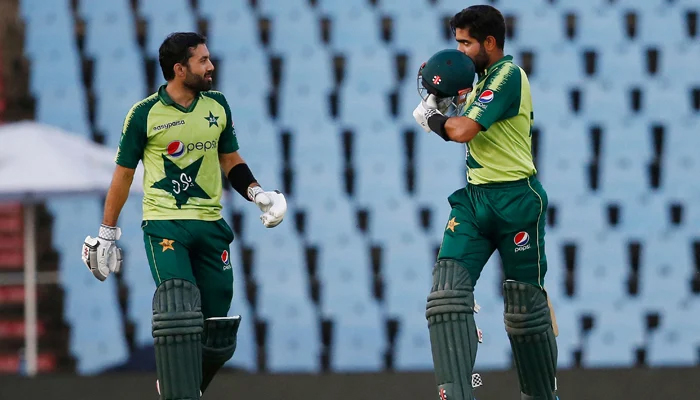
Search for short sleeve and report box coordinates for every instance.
[206,92,239,154]
[463,64,521,131]
[115,102,148,168]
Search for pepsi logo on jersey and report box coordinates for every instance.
[514,231,531,253]
[166,140,218,158]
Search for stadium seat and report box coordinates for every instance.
[382,233,433,318]
[268,7,323,55]
[329,8,382,53]
[473,299,512,370]
[647,309,700,367]
[582,304,644,368]
[393,317,433,371]
[330,299,385,372]
[266,297,321,372]
[637,235,694,311]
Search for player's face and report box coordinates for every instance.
[455,28,489,73]
[183,44,215,92]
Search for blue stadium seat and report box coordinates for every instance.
[83,11,137,59]
[642,82,696,124]
[582,304,644,368]
[338,82,392,131]
[329,9,382,53]
[35,87,92,137]
[317,0,374,16]
[552,298,582,369]
[344,46,396,93]
[387,7,442,55]
[380,0,432,19]
[266,297,321,372]
[414,134,466,204]
[224,252,257,371]
[331,299,385,372]
[581,82,634,122]
[279,46,333,94]
[290,118,341,168]
[304,197,358,245]
[318,234,373,316]
[24,9,74,60]
[139,0,191,19]
[353,130,404,206]
[548,196,607,241]
[574,7,627,49]
[637,236,694,311]
[474,253,502,309]
[268,8,322,55]
[383,233,432,317]
[658,43,700,87]
[144,11,197,58]
[622,6,689,47]
[659,117,700,202]
[29,47,83,96]
[78,0,131,21]
[96,87,147,147]
[369,199,422,244]
[293,162,347,211]
[617,195,672,237]
[252,222,308,317]
[198,0,250,19]
[598,123,651,203]
[278,84,333,128]
[574,233,628,310]
[595,44,647,87]
[258,0,312,17]
[206,11,260,57]
[393,317,433,371]
[535,46,586,87]
[647,309,700,367]
[473,299,511,370]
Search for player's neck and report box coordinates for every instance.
[165,81,198,109]
[486,50,505,71]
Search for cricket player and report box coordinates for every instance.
[81,32,287,399]
[413,6,560,400]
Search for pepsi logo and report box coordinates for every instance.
[221,250,230,265]
[514,231,530,247]
[167,140,185,158]
[478,89,494,103]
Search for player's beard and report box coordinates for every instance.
[183,69,212,93]
[473,45,490,74]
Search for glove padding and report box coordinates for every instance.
[412,94,443,133]
[248,186,287,228]
[82,224,123,281]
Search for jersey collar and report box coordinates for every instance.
[478,55,513,81]
[158,84,203,113]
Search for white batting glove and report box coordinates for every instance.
[248,186,287,228]
[82,224,123,281]
[412,94,442,133]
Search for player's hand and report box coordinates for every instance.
[82,225,123,281]
[248,186,287,228]
[412,94,442,133]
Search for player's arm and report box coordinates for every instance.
[82,104,146,281]
[103,165,135,226]
[436,116,483,143]
[217,95,286,228]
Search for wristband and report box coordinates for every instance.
[227,163,257,201]
[427,112,450,141]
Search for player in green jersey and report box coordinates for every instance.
[413,6,560,400]
[81,32,287,400]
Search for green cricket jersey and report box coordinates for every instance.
[461,55,536,185]
[116,85,239,221]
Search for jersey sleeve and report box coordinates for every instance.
[115,102,148,169]
[207,92,239,154]
[462,64,521,130]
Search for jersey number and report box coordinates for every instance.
[171,173,194,194]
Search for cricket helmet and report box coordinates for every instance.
[417,49,476,112]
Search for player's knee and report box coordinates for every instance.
[152,278,204,336]
[426,259,476,320]
[502,280,551,337]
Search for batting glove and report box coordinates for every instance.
[412,94,443,133]
[82,224,123,281]
[248,186,287,228]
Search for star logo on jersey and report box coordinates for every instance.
[151,155,212,208]
[205,111,219,127]
[446,217,460,232]
[159,239,174,252]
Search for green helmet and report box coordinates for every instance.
[417,49,476,101]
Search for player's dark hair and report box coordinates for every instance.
[159,32,207,81]
[450,5,506,49]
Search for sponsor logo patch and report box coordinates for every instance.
[514,231,532,253]
[167,140,185,158]
[222,250,232,270]
[478,89,494,103]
